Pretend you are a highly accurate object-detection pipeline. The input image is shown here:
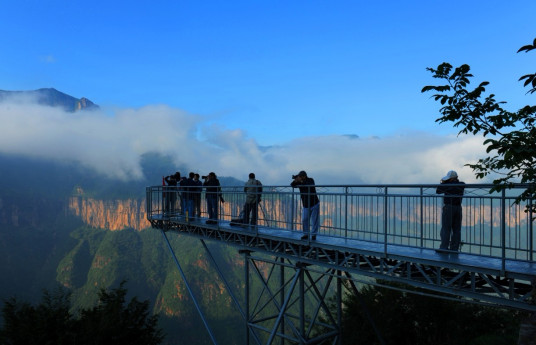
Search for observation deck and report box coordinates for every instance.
[146,184,536,312]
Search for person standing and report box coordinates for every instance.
[244,173,263,226]
[193,173,202,218]
[180,172,196,220]
[436,170,466,252]
[164,172,180,215]
[291,171,320,240]
[203,172,224,224]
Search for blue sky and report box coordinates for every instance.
[0,1,534,183]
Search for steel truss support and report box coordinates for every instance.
[161,230,219,345]
[240,250,342,345]
[153,219,536,311]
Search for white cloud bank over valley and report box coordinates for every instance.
[0,101,488,185]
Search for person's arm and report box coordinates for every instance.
[436,182,445,194]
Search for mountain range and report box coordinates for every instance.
[0,87,98,112]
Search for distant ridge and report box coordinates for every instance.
[0,87,98,112]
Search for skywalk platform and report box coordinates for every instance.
[147,184,536,311]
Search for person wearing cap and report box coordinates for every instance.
[436,170,466,252]
[291,171,320,240]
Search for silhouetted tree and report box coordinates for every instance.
[75,281,163,345]
[0,282,164,345]
[422,38,536,215]
[0,287,75,345]
[340,282,525,345]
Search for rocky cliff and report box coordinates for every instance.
[69,196,149,231]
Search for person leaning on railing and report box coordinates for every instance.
[436,170,466,252]
[291,170,320,241]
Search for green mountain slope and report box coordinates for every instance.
[0,152,246,344]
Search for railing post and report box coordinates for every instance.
[291,189,296,231]
[161,186,166,217]
[146,187,151,219]
[501,189,506,274]
[420,187,424,248]
[345,187,349,239]
[384,187,388,256]
[530,196,533,262]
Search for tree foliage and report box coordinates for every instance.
[341,282,526,345]
[0,282,164,345]
[422,38,536,213]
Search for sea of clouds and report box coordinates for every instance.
[0,99,490,185]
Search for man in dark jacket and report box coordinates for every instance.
[436,170,465,252]
[164,172,180,215]
[180,172,196,220]
[193,173,202,217]
[291,171,320,240]
[203,172,224,224]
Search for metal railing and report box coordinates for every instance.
[146,184,535,264]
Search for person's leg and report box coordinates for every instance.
[302,206,310,235]
[244,202,251,224]
[440,205,453,250]
[207,197,215,219]
[450,205,463,251]
[180,194,185,215]
[310,203,320,235]
[251,202,258,225]
[186,199,194,220]
[164,189,170,214]
[170,192,177,214]
[193,194,200,217]
[214,197,220,220]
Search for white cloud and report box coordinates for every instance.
[0,100,489,184]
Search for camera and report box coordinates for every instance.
[202,175,208,179]
[292,175,298,179]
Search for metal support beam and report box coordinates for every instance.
[160,230,219,345]
[241,254,341,344]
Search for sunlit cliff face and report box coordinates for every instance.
[68,196,149,231]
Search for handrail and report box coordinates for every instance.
[146,184,536,263]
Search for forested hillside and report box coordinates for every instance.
[0,152,246,344]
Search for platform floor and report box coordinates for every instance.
[153,214,536,278]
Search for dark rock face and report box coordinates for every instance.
[0,88,98,112]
